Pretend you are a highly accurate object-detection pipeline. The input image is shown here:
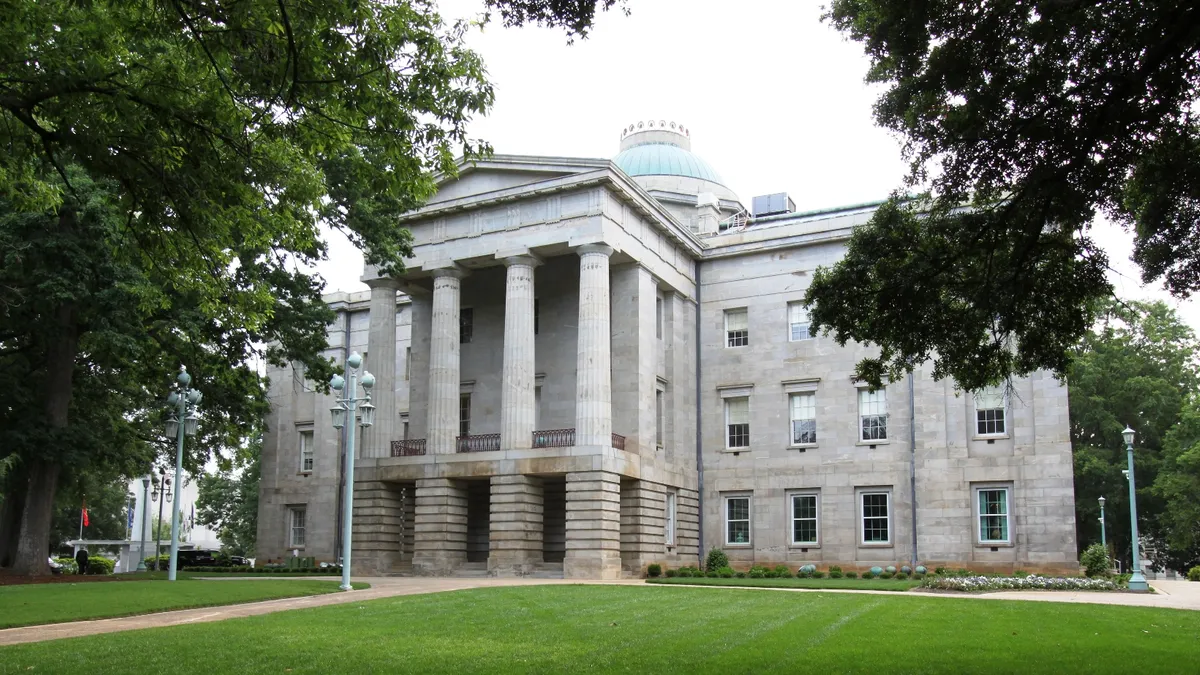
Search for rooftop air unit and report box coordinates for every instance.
[751,192,796,218]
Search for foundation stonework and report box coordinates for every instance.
[257,121,1079,577]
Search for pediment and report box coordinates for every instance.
[428,155,609,205]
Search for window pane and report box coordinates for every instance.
[725,309,748,331]
[977,408,1006,435]
[788,303,812,341]
[860,389,887,440]
[460,308,473,344]
[975,386,1005,410]
[459,394,471,435]
[862,493,889,543]
[727,497,749,521]
[726,496,750,544]
[726,397,749,424]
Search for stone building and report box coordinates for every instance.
[256,120,1079,578]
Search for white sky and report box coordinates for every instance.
[316,0,1200,333]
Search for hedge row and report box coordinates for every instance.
[180,566,341,574]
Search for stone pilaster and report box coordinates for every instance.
[610,265,657,454]
[428,268,465,455]
[488,475,544,576]
[500,256,539,451]
[400,484,415,563]
[351,480,403,576]
[364,278,402,458]
[676,487,700,561]
[411,477,468,575]
[564,470,622,579]
[619,480,666,574]
[575,245,614,447]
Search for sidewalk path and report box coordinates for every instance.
[0,577,1194,647]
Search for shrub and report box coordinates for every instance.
[664,568,677,578]
[773,564,791,577]
[812,570,825,578]
[735,571,746,578]
[706,570,719,578]
[749,569,764,579]
[954,568,972,578]
[934,566,948,576]
[894,572,908,579]
[1013,569,1030,578]
[87,556,115,575]
[880,571,894,579]
[828,565,842,574]
[719,566,735,578]
[1189,566,1200,582]
[845,571,858,579]
[1080,543,1111,578]
[829,570,843,579]
[921,575,1118,592]
[764,570,778,578]
[705,548,730,572]
[647,564,662,578]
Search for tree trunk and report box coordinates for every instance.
[0,465,28,567]
[12,278,78,574]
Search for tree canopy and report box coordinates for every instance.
[812,1,1200,390]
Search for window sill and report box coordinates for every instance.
[857,542,894,549]
[856,440,890,447]
[972,434,1010,442]
[722,446,751,454]
[788,443,818,451]
[788,543,820,550]
[975,541,1014,548]
[723,543,753,548]
[298,471,313,476]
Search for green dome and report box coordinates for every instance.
[613,143,725,186]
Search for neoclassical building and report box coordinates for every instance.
[256,121,1079,578]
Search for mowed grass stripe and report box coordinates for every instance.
[1,585,1197,674]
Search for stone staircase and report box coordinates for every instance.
[531,562,564,579]
[451,561,489,578]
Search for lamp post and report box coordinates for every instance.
[1122,426,1149,592]
[329,352,375,592]
[1097,496,1106,552]
[137,477,151,572]
[152,474,171,571]
[165,366,202,581]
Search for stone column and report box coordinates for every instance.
[411,477,468,575]
[427,268,465,455]
[488,475,544,576]
[610,265,657,454]
[364,278,402,458]
[500,256,539,451]
[574,244,614,447]
[564,470,622,579]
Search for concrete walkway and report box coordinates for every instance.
[1,577,1195,647]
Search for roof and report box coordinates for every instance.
[613,143,726,186]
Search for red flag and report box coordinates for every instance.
[81,499,89,527]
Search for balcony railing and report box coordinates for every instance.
[393,429,628,455]
[532,428,575,448]
[391,439,426,456]
[456,433,501,453]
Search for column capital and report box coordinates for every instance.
[429,265,468,281]
[365,277,405,291]
[575,243,614,258]
[499,253,542,268]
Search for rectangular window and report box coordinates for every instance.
[859,388,888,441]
[534,386,542,431]
[725,397,750,448]
[460,308,473,344]
[788,302,812,341]
[725,495,751,545]
[975,386,1007,436]
[534,299,540,335]
[791,493,819,545]
[459,393,471,436]
[404,346,411,381]
[860,491,891,544]
[725,308,748,347]
[977,487,1011,543]
[656,296,663,340]
[789,393,817,445]
[665,491,677,545]
[656,390,664,448]
[289,508,306,548]
[298,430,314,473]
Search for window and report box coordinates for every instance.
[656,296,663,339]
[534,386,542,431]
[860,491,891,544]
[791,493,819,545]
[459,393,471,436]
[859,388,888,441]
[289,507,306,548]
[665,492,677,545]
[725,308,748,347]
[725,397,750,448]
[788,302,812,341]
[977,487,1011,543]
[975,386,1006,436]
[460,308,473,344]
[789,393,817,445]
[404,346,411,381]
[656,390,664,448]
[534,299,540,335]
[403,421,410,440]
[298,429,314,473]
[725,495,751,545]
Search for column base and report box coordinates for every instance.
[411,478,468,576]
[564,551,623,580]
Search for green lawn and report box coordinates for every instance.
[647,576,921,591]
[2,585,1197,674]
[0,579,365,628]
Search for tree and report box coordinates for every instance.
[1067,300,1199,568]
[1153,397,1200,571]
[813,2,1200,390]
[196,442,261,557]
[1,0,622,575]
[49,476,134,554]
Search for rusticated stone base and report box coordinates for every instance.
[564,470,622,580]
[489,475,544,576]
[411,477,468,575]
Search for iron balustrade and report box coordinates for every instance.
[611,433,626,451]
[532,428,575,448]
[456,433,501,452]
[391,439,426,456]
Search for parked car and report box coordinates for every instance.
[175,549,219,567]
[227,555,249,567]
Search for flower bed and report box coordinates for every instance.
[920,575,1119,592]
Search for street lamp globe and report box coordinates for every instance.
[165,415,179,439]
[184,412,199,436]
[1098,495,1105,507]
[330,404,347,429]
[358,400,376,428]
[1122,426,1136,447]
[361,371,375,391]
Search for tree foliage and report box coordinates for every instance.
[1154,397,1200,570]
[196,442,260,557]
[1068,300,1199,569]
[482,0,627,40]
[49,476,134,553]
[814,1,1200,388]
